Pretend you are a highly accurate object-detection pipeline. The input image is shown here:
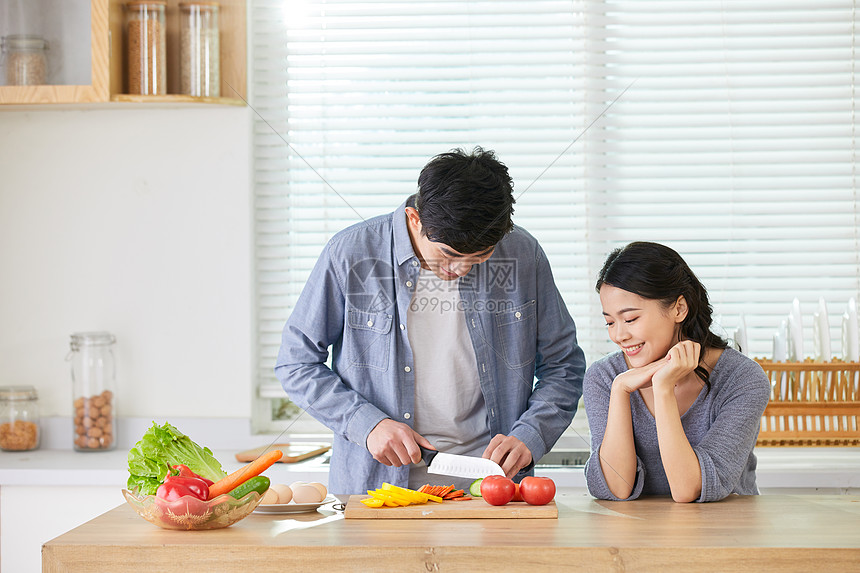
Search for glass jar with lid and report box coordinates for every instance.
[125,1,167,95]
[0,386,41,451]
[180,2,221,97]
[68,332,117,451]
[1,34,49,86]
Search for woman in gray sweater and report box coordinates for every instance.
[583,242,771,503]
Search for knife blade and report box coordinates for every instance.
[419,446,505,480]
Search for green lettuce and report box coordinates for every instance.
[127,421,227,495]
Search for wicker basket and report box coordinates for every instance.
[754,359,860,446]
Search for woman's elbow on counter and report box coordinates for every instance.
[670,486,702,503]
[606,484,634,501]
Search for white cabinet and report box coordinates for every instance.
[1,485,120,573]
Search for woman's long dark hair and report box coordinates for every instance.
[596,241,728,390]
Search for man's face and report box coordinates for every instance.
[405,207,495,280]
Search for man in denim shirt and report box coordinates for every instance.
[275,148,586,495]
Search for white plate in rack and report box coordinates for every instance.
[254,494,338,514]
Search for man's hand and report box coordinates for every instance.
[366,418,435,467]
[482,434,532,479]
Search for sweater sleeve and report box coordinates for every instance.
[582,356,646,501]
[694,357,771,502]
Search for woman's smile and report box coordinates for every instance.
[623,343,644,357]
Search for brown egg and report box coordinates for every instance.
[271,483,293,504]
[308,482,327,499]
[291,484,323,504]
[260,488,280,505]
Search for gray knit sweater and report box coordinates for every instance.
[583,347,771,502]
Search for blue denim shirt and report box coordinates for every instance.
[275,198,586,494]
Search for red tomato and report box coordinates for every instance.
[511,482,523,502]
[519,476,556,506]
[480,475,515,506]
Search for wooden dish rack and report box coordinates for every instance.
[754,359,860,446]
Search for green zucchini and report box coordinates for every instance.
[226,475,271,500]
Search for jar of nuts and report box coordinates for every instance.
[68,332,117,452]
[179,2,220,97]
[1,35,49,86]
[0,386,41,452]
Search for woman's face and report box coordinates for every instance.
[599,284,687,367]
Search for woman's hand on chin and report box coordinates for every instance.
[652,340,701,391]
[612,356,670,395]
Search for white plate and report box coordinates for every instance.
[254,494,338,514]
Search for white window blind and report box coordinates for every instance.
[252,0,859,426]
[583,0,859,359]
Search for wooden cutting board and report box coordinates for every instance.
[343,495,557,519]
[235,443,330,464]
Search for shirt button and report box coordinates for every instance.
[515,311,522,319]
[404,413,411,419]
[406,281,413,288]
[412,260,419,267]
[367,320,374,327]
[400,324,405,330]
[404,366,411,373]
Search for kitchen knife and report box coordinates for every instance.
[419,446,505,480]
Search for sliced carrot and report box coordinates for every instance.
[438,485,455,497]
[443,489,464,499]
[208,449,282,499]
[451,496,473,500]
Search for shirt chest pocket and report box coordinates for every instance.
[494,300,537,369]
[346,309,393,371]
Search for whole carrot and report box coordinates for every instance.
[208,449,283,499]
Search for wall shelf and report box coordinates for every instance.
[0,0,246,106]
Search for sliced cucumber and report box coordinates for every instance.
[469,478,483,497]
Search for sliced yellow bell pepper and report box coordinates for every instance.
[361,483,448,508]
[382,482,444,503]
[367,489,413,506]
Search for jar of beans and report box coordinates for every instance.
[0,386,41,452]
[125,0,167,95]
[68,332,117,452]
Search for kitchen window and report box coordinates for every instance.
[250,0,859,432]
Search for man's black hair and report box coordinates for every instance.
[415,147,515,253]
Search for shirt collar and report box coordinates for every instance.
[394,194,419,266]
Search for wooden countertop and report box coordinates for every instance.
[43,493,860,572]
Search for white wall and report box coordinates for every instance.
[0,106,254,419]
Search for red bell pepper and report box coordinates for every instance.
[155,465,212,501]
[171,463,214,486]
